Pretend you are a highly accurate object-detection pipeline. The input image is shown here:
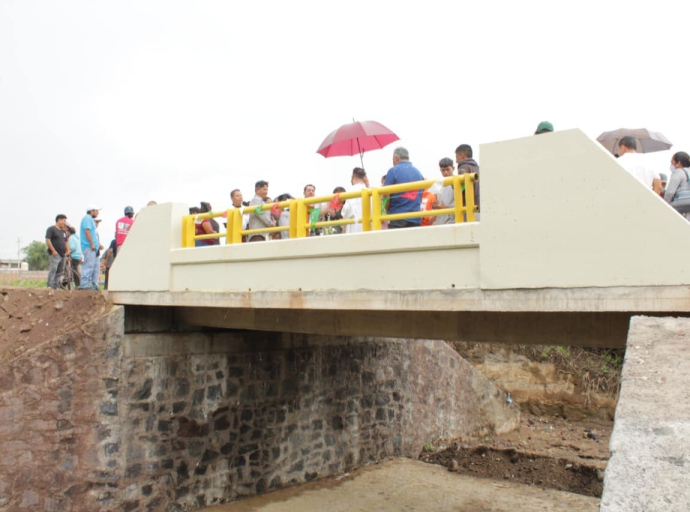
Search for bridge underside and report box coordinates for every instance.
[114,285,690,348]
[179,308,637,347]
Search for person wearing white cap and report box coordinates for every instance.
[78,205,104,290]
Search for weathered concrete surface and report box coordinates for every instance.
[601,316,690,511]
[205,458,600,512]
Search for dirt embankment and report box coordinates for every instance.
[451,342,623,421]
[419,341,622,499]
[0,287,107,365]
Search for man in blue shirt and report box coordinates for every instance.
[383,147,424,228]
[79,206,103,290]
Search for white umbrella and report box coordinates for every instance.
[597,128,672,155]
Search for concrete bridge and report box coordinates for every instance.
[109,129,690,348]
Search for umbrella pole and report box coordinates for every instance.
[356,137,364,169]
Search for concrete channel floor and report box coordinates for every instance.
[205,458,599,512]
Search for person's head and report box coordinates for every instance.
[333,186,346,194]
[255,180,269,199]
[352,167,367,185]
[124,206,134,218]
[534,121,554,135]
[199,201,212,213]
[439,157,455,177]
[55,214,67,228]
[86,206,100,218]
[455,144,473,163]
[392,147,409,165]
[68,225,76,235]
[275,193,293,203]
[189,206,200,214]
[304,184,316,198]
[146,201,157,206]
[618,136,638,155]
[230,189,243,207]
[671,151,690,169]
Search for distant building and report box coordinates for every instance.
[0,259,29,271]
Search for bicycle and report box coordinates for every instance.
[57,258,81,291]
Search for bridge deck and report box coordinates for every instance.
[109,130,690,347]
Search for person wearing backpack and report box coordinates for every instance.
[664,151,690,219]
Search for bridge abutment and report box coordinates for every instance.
[1,305,518,510]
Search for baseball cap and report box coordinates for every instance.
[535,121,554,134]
[86,205,101,212]
[124,206,134,215]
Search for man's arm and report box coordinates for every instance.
[251,198,275,227]
[45,238,57,256]
[652,178,662,195]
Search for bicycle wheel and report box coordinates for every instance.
[71,266,81,288]
[57,261,74,291]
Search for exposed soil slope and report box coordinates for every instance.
[0,287,106,364]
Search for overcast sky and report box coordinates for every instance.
[1,1,687,260]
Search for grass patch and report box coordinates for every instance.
[6,279,47,288]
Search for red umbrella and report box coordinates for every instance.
[316,120,400,168]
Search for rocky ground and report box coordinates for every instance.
[0,287,106,365]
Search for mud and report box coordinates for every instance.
[422,413,611,497]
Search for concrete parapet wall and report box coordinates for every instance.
[0,309,518,510]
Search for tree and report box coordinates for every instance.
[23,241,49,270]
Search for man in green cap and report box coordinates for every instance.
[535,121,554,135]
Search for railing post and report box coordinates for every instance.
[181,215,188,247]
[296,199,307,238]
[372,188,382,231]
[231,207,242,244]
[184,215,196,247]
[465,173,477,222]
[289,199,297,239]
[225,210,234,244]
[361,189,371,232]
[453,175,463,223]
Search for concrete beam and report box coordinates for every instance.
[173,307,635,348]
[110,285,690,313]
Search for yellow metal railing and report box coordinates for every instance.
[181,174,478,247]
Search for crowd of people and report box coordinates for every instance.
[190,124,690,246]
[616,137,690,217]
[191,143,482,245]
[44,205,138,290]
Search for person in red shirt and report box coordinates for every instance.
[115,206,135,249]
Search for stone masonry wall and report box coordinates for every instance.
[0,307,518,511]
